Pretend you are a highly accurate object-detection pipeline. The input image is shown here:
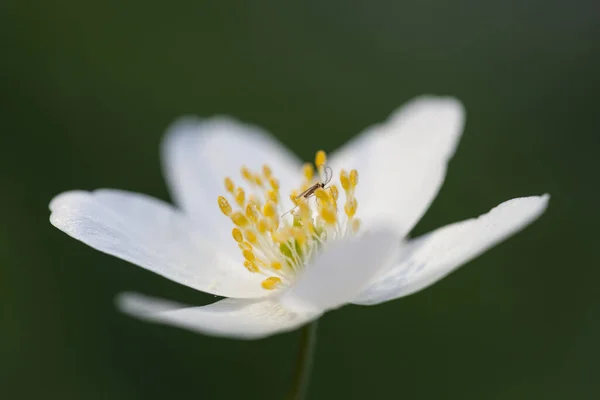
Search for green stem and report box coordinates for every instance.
[287,320,319,400]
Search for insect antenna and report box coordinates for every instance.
[322,165,333,186]
[281,205,299,218]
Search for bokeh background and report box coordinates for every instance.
[1,1,598,399]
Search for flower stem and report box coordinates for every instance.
[287,320,319,400]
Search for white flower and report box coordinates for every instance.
[49,96,549,340]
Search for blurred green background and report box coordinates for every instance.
[1,0,598,399]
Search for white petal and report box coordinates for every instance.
[354,195,550,305]
[280,228,400,313]
[117,292,319,340]
[162,116,303,236]
[329,96,465,236]
[50,190,267,298]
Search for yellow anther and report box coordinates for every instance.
[242,250,255,262]
[270,215,280,231]
[306,221,316,235]
[248,194,262,208]
[315,188,330,204]
[262,164,272,178]
[244,260,259,272]
[244,230,257,244]
[344,198,358,218]
[238,241,252,251]
[302,163,314,181]
[266,190,278,203]
[269,177,280,190]
[292,228,308,246]
[319,206,337,225]
[273,227,292,243]
[245,202,259,223]
[263,201,277,218]
[218,196,232,216]
[271,261,282,270]
[297,200,311,218]
[352,218,361,233]
[289,190,299,204]
[224,177,235,193]
[340,170,350,191]
[349,169,359,187]
[231,211,249,227]
[300,182,311,192]
[261,277,282,290]
[315,150,327,168]
[257,218,268,234]
[232,228,243,243]
[270,231,286,243]
[281,227,295,237]
[253,174,264,187]
[235,187,246,207]
[241,166,252,182]
[330,185,339,201]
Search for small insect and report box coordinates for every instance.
[282,166,333,217]
[295,166,333,200]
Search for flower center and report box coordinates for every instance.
[217,150,360,291]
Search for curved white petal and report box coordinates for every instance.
[329,96,465,236]
[280,228,400,313]
[162,116,303,239]
[50,190,267,298]
[354,195,550,305]
[117,292,319,340]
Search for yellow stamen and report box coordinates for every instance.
[315,150,327,168]
[266,189,278,203]
[319,206,337,225]
[330,185,339,201]
[231,211,249,227]
[242,250,255,262]
[340,170,350,191]
[224,177,235,193]
[257,218,268,234]
[261,277,281,290]
[306,222,316,235]
[241,166,252,182]
[352,218,361,233]
[238,242,252,251]
[244,260,259,272]
[271,261,282,270]
[344,198,357,218]
[245,202,259,223]
[244,230,257,244]
[289,190,299,205]
[269,177,280,190]
[349,169,359,187]
[303,163,314,181]
[235,187,245,207]
[287,227,308,246]
[232,228,243,243]
[297,199,311,219]
[253,174,264,187]
[263,201,277,218]
[218,196,232,216]
[270,215,280,231]
[315,188,330,204]
[270,231,286,244]
[248,194,262,208]
[262,164,272,179]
